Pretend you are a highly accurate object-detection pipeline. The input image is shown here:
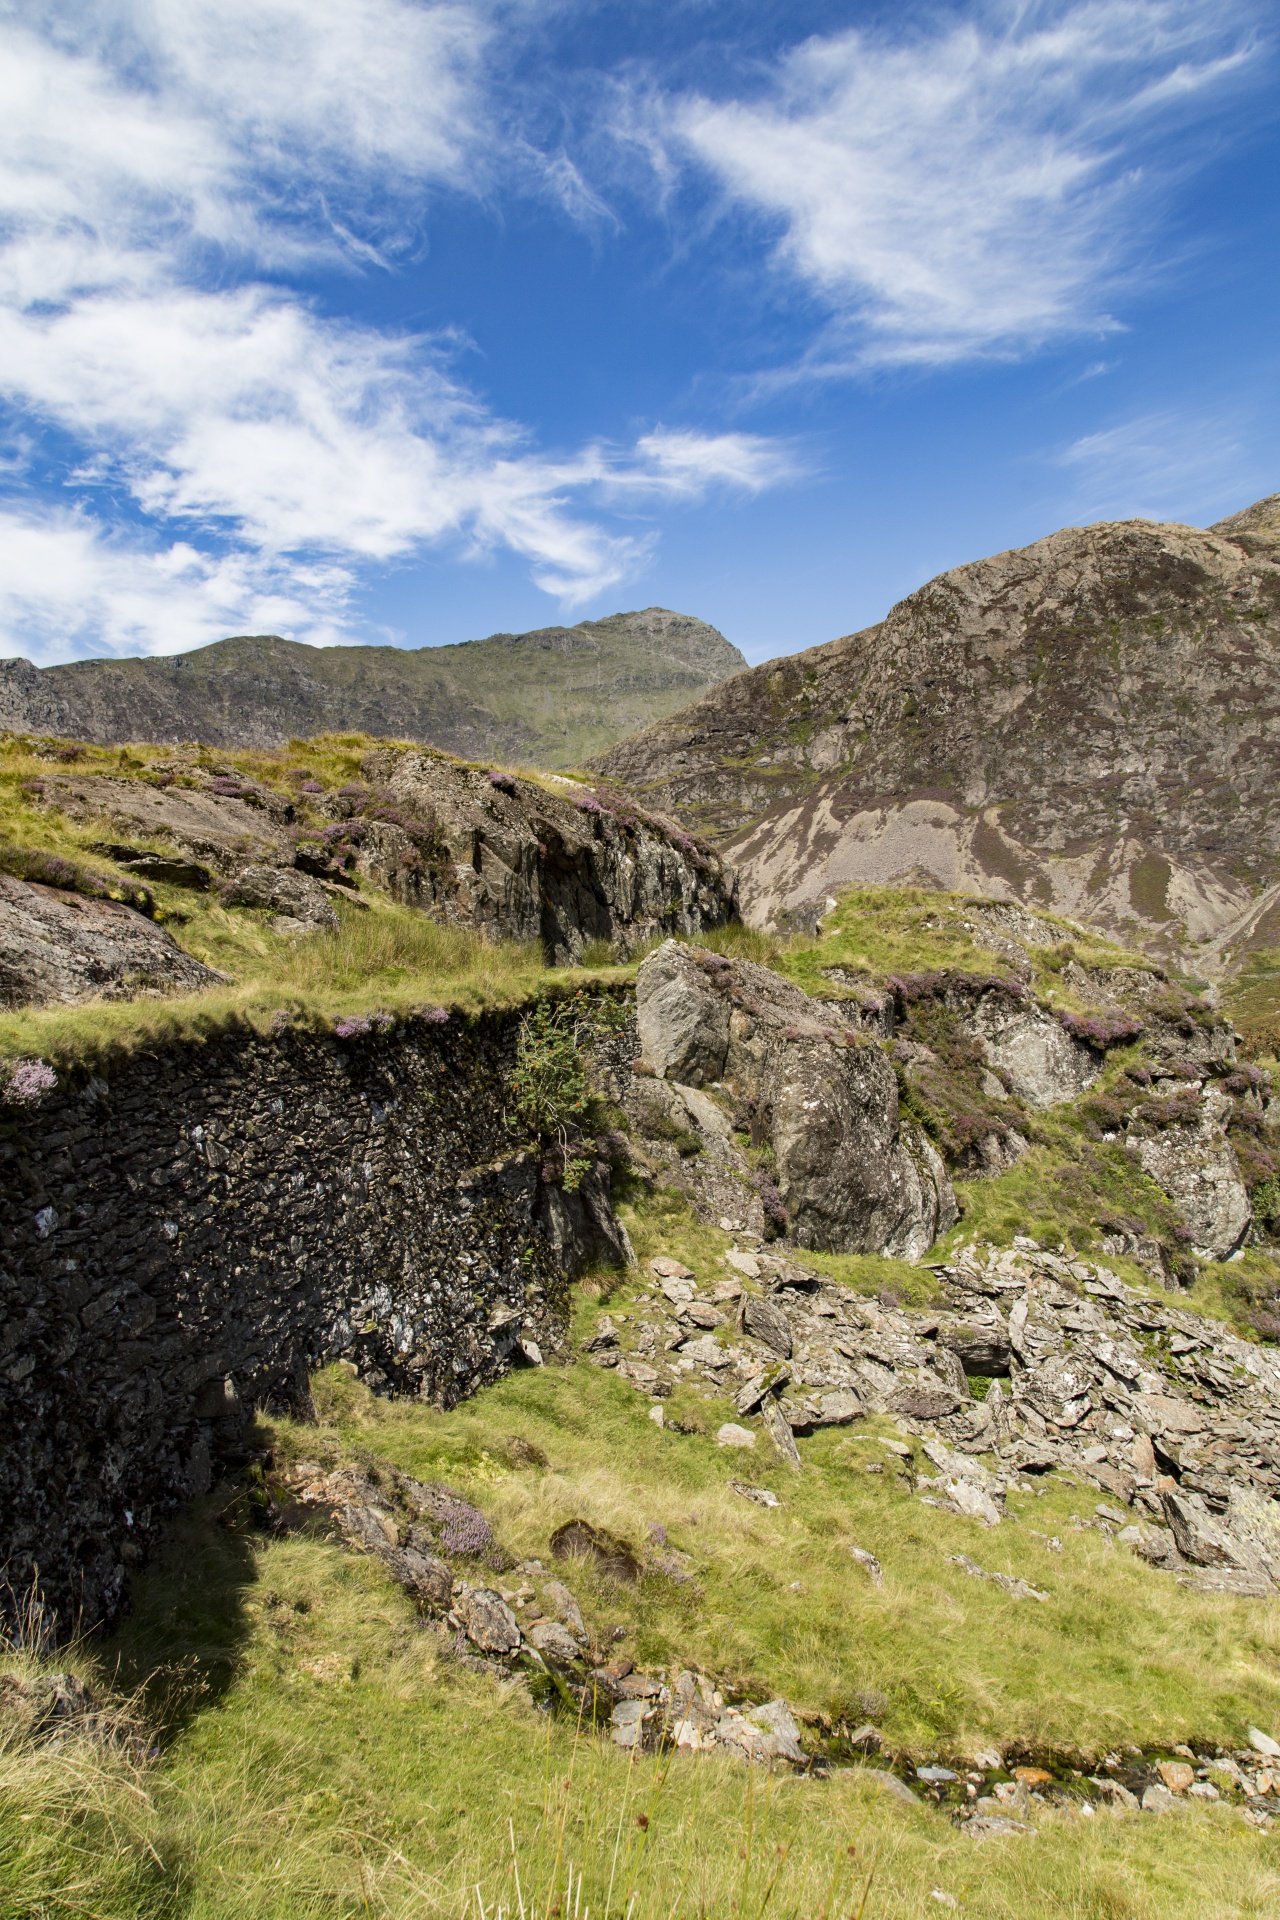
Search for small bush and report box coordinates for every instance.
[1057,1007,1145,1050]
[510,991,626,1145]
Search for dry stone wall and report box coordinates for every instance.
[0,1009,620,1635]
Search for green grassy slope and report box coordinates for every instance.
[6,1191,1280,1918]
[7,875,1280,1913]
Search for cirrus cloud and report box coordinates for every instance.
[664,1,1265,369]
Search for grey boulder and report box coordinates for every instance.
[965,995,1099,1109]
[220,864,339,933]
[526,1619,582,1664]
[0,874,227,1009]
[635,941,956,1259]
[1127,1090,1251,1259]
[456,1585,522,1655]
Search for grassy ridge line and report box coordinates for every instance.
[0,905,619,1072]
[783,885,1165,1016]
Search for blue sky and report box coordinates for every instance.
[1,1,1277,668]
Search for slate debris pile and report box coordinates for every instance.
[595,1238,1280,1593]
[916,1730,1280,1831]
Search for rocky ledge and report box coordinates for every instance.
[21,744,736,975]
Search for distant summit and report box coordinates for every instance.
[0,608,745,769]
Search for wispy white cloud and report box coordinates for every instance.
[0,506,353,664]
[661,1,1265,369]
[0,2,796,661]
[1055,408,1263,524]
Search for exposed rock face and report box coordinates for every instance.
[357,749,736,962]
[593,505,1280,961]
[36,769,290,871]
[0,875,226,1008]
[0,608,745,769]
[634,941,956,1259]
[1127,1089,1251,1260]
[968,994,1100,1109]
[31,751,737,966]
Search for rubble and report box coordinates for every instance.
[584,1230,1280,1591]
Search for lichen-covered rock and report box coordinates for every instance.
[384,1545,454,1609]
[456,1585,522,1654]
[635,941,956,1259]
[220,863,339,933]
[1126,1089,1251,1259]
[526,1619,581,1663]
[966,997,1099,1109]
[37,770,289,871]
[0,875,227,1008]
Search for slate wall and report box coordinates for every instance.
[0,1009,607,1633]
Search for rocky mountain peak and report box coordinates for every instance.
[0,607,745,767]
[593,501,1280,966]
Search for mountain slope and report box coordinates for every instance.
[594,500,1280,964]
[0,608,745,769]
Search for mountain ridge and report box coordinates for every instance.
[0,607,745,770]
[593,498,1280,971]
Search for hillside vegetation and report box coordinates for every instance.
[0,609,745,768]
[6,729,1280,1914]
[5,1186,1280,1918]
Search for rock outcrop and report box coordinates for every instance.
[345,750,736,962]
[0,874,226,1007]
[1127,1089,1251,1261]
[632,941,956,1259]
[29,749,737,967]
[593,504,1280,963]
[218,863,339,934]
[0,608,745,770]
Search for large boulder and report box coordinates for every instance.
[635,941,956,1259]
[0,875,226,1008]
[1126,1088,1251,1259]
[220,864,339,933]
